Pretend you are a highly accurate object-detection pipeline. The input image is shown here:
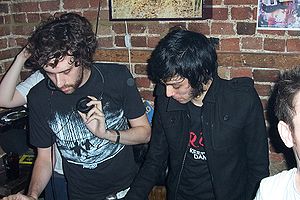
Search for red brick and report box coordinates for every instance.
[253,69,280,82]
[0,26,10,37]
[135,77,151,88]
[27,13,40,23]
[0,39,7,49]
[134,64,148,76]
[139,90,155,102]
[128,23,147,34]
[148,23,169,35]
[112,23,126,34]
[89,0,100,8]
[13,14,27,23]
[237,22,256,35]
[15,38,28,47]
[287,30,300,36]
[40,1,60,11]
[130,50,151,63]
[115,35,125,47]
[264,38,285,52]
[257,29,285,36]
[63,0,89,9]
[98,36,113,48]
[169,22,187,32]
[97,0,108,8]
[211,22,235,35]
[212,0,223,5]
[148,36,160,48]
[224,0,256,5]
[241,37,263,50]
[99,10,110,21]
[287,39,300,52]
[212,8,228,20]
[219,38,240,52]
[40,13,53,21]
[254,84,271,97]
[12,2,39,13]
[11,25,34,36]
[4,15,11,24]
[230,68,252,78]
[83,10,98,24]
[96,23,112,36]
[231,7,252,20]
[188,22,210,35]
[0,16,4,25]
[131,36,147,47]
[8,38,17,48]
[0,49,19,60]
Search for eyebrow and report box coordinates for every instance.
[162,78,185,85]
[45,68,72,75]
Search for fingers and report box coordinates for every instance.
[79,96,105,123]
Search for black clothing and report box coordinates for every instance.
[126,76,269,200]
[28,63,145,199]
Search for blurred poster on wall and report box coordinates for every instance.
[257,0,300,30]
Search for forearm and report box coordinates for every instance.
[27,148,53,199]
[0,52,28,108]
[101,113,151,145]
[105,126,151,145]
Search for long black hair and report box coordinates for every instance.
[147,29,218,95]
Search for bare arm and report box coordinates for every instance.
[27,146,54,199]
[1,147,54,200]
[0,48,30,108]
[105,113,151,145]
[80,96,151,145]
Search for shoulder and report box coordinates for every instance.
[93,63,129,75]
[27,79,48,98]
[220,77,254,92]
[259,169,296,191]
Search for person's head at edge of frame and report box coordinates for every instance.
[274,66,300,168]
[147,28,218,104]
[25,12,97,94]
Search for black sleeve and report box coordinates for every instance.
[125,98,169,199]
[121,66,145,119]
[244,86,269,199]
[28,88,54,148]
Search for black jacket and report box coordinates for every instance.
[126,76,269,200]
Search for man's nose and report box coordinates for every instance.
[55,74,64,88]
[166,86,174,97]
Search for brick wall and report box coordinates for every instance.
[1,0,299,174]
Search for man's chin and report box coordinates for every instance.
[60,87,74,94]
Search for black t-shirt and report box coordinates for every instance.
[28,63,145,199]
[178,102,214,200]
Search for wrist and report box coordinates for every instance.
[106,129,120,144]
[27,194,38,200]
[115,130,120,144]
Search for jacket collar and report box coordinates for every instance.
[165,76,221,112]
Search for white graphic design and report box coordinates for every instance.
[48,102,128,169]
[189,147,207,160]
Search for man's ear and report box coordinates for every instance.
[277,121,294,148]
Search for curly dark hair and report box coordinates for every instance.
[275,66,300,132]
[147,29,218,96]
[25,13,97,70]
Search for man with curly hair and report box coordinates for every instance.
[2,13,150,200]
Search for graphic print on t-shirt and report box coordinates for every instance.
[48,101,127,169]
[188,130,206,161]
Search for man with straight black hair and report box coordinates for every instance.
[126,29,269,200]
